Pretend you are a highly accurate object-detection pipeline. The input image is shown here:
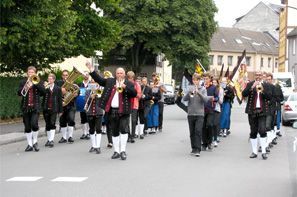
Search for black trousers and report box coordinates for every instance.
[104,112,112,144]
[131,109,138,137]
[213,111,221,141]
[248,114,267,138]
[80,112,88,124]
[158,102,164,128]
[60,105,76,127]
[109,108,129,136]
[87,115,103,135]
[138,106,150,130]
[265,115,273,131]
[202,110,214,146]
[187,116,204,151]
[43,110,57,131]
[23,109,39,133]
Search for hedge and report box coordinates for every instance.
[0,69,82,119]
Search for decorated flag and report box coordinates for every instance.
[224,66,230,79]
[219,63,225,82]
[195,59,206,76]
[176,68,193,112]
[231,50,248,104]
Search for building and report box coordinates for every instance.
[286,27,297,89]
[278,0,297,72]
[233,1,281,41]
[209,27,279,80]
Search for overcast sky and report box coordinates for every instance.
[213,0,282,27]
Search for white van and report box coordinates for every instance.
[273,72,295,100]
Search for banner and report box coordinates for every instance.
[231,50,248,104]
[219,63,224,82]
[195,59,206,76]
[176,68,193,112]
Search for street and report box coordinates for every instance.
[0,102,296,197]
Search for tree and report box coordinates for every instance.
[103,0,217,74]
[0,0,120,73]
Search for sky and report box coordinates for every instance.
[213,0,283,27]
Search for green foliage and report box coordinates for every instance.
[1,0,121,73]
[103,0,217,73]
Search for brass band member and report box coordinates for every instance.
[56,70,79,144]
[42,74,63,148]
[18,66,46,152]
[78,71,91,140]
[86,61,137,160]
[242,69,272,160]
[84,79,104,154]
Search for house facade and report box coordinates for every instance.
[286,27,297,89]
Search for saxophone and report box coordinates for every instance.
[62,65,85,106]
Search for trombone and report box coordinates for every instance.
[84,86,103,112]
[21,74,40,96]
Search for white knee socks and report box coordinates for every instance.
[26,132,33,146]
[95,134,102,148]
[32,131,38,144]
[260,137,267,154]
[90,134,96,148]
[250,138,257,154]
[61,127,67,139]
[112,136,120,153]
[120,134,128,152]
[68,126,74,138]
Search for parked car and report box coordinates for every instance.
[282,92,297,126]
[164,85,176,104]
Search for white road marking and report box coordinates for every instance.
[51,177,88,182]
[6,177,43,182]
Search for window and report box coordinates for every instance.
[209,55,214,65]
[268,57,271,67]
[218,55,223,65]
[293,39,296,55]
[261,58,264,67]
[228,56,233,65]
[246,56,251,66]
[275,58,278,68]
[235,39,243,44]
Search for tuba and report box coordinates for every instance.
[21,74,40,96]
[61,65,85,106]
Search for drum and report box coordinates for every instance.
[76,87,86,112]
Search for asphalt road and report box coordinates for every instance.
[1,102,296,197]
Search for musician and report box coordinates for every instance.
[138,77,152,138]
[127,71,142,143]
[78,71,90,140]
[273,77,284,137]
[242,69,272,160]
[183,73,208,156]
[56,70,79,144]
[86,62,137,160]
[147,81,161,134]
[84,79,104,154]
[152,72,167,132]
[212,78,223,147]
[18,66,46,152]
[201,72,219,151]
[220,77,234,137]
[42,74,63,148]
[134,76,143,138]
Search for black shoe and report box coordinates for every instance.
[68,137,74,143]
[262,153,268,160]
[194,151,200,157]
[227,130,231,135]
[250,153,257,158]
[148,131,153,134]
[25,145,33,152]
[107,143,113,148]
[269,143,274,148]
[144,131,148,136]
[258,146,262,152]
[89,147,95,153]
[201,145,206,151]
[158,127,162,132]
[266,147,270,153]
[277,132,282,137]
[95,148,101,154]
[120,151,127,160]
[33,143,39,152]
[207,144,213,150]
[190,150,195,155]
[80,134,86,139]
[59,137,67,143]
[45,140,50,146]
[140,134,144,139]
[127,137,131,142]
[49,141,54,148]
[85,134,90,140]
[130,138,135,143]
[134,135,138,138]
[111,152,120,159]
[272,139,277,145]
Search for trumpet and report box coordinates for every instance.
[116,78,123,93]
[256,79,263,92]
[189,85,198,97]
[21,74,40,96]
[104,71,113,78]
[44,81,50,89]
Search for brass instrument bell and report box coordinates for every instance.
[21,74,40,96]
[116,79,124,93]
[104,71,113,78]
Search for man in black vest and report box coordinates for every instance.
[242,69,272,160]
[86,61,137,160]
[18,66,46,152]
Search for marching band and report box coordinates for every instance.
[18,64,284,161]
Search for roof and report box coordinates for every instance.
[287,27,297,38]
[210,27,279,55]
